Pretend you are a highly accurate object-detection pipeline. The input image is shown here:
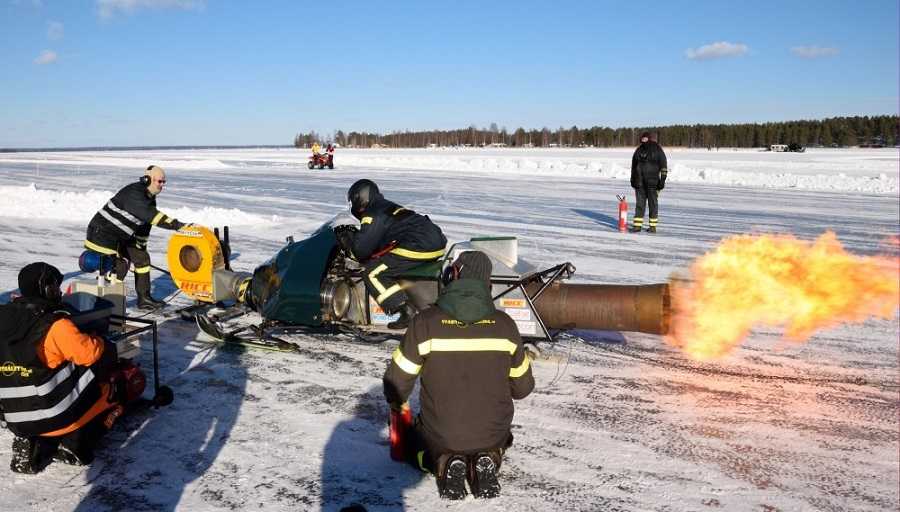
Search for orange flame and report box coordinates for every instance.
[666,231,900,360]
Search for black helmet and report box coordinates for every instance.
[18,261,63,301]
[347,179,379,219]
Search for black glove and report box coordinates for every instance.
[631,179,639,189]
[333,225,358,255]
[657,179,665,191]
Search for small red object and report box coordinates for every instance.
[617,195,628,233]
[389,404,413,461]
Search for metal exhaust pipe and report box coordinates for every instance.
[529,283,670,335]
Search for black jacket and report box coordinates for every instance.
[0,298,102,437]
[351,194,446,261]
[631,141,668,188]
[85,181,183,254]
[383,278,534,454]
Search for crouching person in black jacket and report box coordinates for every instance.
[336,179,447,330]
[383,251,535,500]
[0,263,140,474]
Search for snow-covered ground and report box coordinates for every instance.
[0,147,897,511]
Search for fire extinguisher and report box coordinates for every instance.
[616,194,628,233]
[389,403,413,461]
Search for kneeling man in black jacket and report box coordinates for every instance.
[383,251,535,500]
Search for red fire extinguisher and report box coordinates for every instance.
[616,194,628,233]
[389,403,413,461]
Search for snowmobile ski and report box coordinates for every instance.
[195,313,306,353]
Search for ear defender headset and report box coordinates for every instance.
[140,165,157,186]
[440,261,465,287]
[37,265,62,302]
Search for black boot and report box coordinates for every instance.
[10,436,38,474]
[438,456,468,500]
[468,452,502,498]
[387,303,417,330]
[135,272,165,310]
[628,225,643,233]
[10,436,55,474]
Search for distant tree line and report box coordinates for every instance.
[293,115,899,149]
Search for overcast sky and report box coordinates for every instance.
[2,0,898,147]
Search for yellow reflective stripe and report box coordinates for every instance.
[510,357,530,378]
[361,216,373,224]
[368,264,389,294]
[84,240,118,255]
[418,338,517,355]
[389,247,445,260]
[133,266,151,274]
[392,207,407,215]
[392,347,421,375]
[417,451,428,472]
[151,212,164,225]
[376,284,402,304]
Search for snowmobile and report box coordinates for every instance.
[308,153,334,169]
[166,216,671,350]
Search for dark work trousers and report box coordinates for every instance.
[119,241,152,276]
[633,181,659,226]
[363,253,426,313]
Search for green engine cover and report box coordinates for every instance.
[249,223,337,325]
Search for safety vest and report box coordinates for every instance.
[0,300,100,437]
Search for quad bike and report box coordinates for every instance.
[308,153,334,169]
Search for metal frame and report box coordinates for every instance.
[490,262,576,342]
[108,315,164,402]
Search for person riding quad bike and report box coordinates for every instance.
[308,144,334,169]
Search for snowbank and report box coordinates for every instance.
[0,184,281,226]
[0,155,228,171]
[333,149,899,194]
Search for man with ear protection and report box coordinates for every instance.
[0,262,132,474]
[382,251,534,500]
[84,165,190,310]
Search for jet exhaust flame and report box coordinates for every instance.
[666,231,900,360]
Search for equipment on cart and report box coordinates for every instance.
[64,278,173,408]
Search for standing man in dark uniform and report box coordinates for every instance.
[334,179,446,329]
[84,165,188,310]
[383,251,534,500]
[630,131,668,233]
